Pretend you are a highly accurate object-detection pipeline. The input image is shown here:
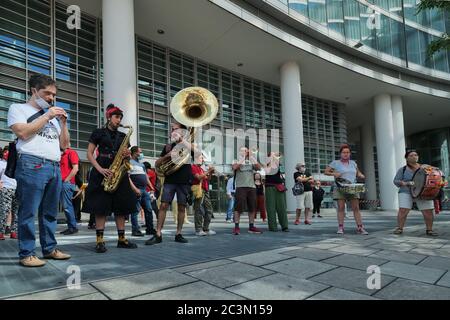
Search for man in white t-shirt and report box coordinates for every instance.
[7,74,71,267]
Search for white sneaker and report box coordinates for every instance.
[357,227,369,235]
[336,227,344,235]
[195,230,207,236]
[206,230,216,235]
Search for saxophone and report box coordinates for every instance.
[102,125,133,193]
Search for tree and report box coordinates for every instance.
[416,0,450,56]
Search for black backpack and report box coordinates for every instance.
[5,110,45,178]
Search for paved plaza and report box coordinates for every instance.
[1,209,450,300]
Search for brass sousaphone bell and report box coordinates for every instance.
[155,87,219,177]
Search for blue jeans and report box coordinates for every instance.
[15,154,62,258]
[226,196,235,221]
[131,189,155,232]
[61,182,77,229]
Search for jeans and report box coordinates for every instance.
[15,154,62,258]
[226,196,235,221]
[131,188,155,232]
[61,182,77,229]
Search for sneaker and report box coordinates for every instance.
[304,221,312,225]
[312,214,316,218]
[357,227,369,235]
[10,232,17,239]
[317,215,323,218]
[175,234,188,243]
[131,230,145,237]
[5,226,11,235]
[225,219,232,223]
[196,230,207,236]
[43,249,71,260]
[117,239,138,248]
[426,230,438,237]
[206,230,216,235]
[145,234,162,245]
[95,242,107,253]
[282,228,289,232]
[336,227,344,235]
[146,228,157,236]
[232,227,240,235]
[20,256,46,267]
[0,233,5,240]
[294,220,300,225]
[61,228,78,235]
[248,226,263,234]
[88,224,96,230]
[393,227,403,235]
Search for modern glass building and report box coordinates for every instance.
[1,0,449,211]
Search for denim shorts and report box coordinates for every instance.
[161,183,190,206]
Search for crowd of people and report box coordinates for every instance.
[0,73,445,268]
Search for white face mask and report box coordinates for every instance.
[33,89,52,110]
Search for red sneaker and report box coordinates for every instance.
[0,233,5,240]
[232,227,240,235]
[294,220,300,225]
[10,232,17,239]
[248,226,262,234]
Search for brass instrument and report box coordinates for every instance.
[156,87,219,177]
[102,125,133,193]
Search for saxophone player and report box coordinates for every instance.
[83,104,138,253]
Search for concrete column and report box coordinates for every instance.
[360,123,377,202]
[374,94,398,210]
[102,0,138,145]
[280,61,304,213]
[392,96,406,170]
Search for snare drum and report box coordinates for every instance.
[410,165,442,200]
[338,183,366,195]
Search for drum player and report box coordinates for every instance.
[393,149,438,236]
[324,144,368,235]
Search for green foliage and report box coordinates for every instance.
[416,1,450,56]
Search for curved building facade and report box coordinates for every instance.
[0,0,449,211]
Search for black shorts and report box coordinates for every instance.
[235,187,257,213]
[161,183,190,206]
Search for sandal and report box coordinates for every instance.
[426,230,438,237]
[393,227,403,235]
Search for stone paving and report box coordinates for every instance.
[1,209,450,300]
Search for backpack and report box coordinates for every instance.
[5,109,45,178]
[292,182,304,196]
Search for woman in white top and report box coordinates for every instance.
[325,144,368,235]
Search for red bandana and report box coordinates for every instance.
[106,106,123,118]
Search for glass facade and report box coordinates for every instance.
[1,1,346,174]
[277,0,450,74]
[0,0,99,149]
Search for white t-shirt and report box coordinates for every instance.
[0,160,17,189]
[7,103,62,162]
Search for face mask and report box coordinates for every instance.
[138,153,144,161]
[33,89,51,111]
[299,167,305,173]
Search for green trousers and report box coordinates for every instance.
[265,186,288,231]
[194,191,213,232]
